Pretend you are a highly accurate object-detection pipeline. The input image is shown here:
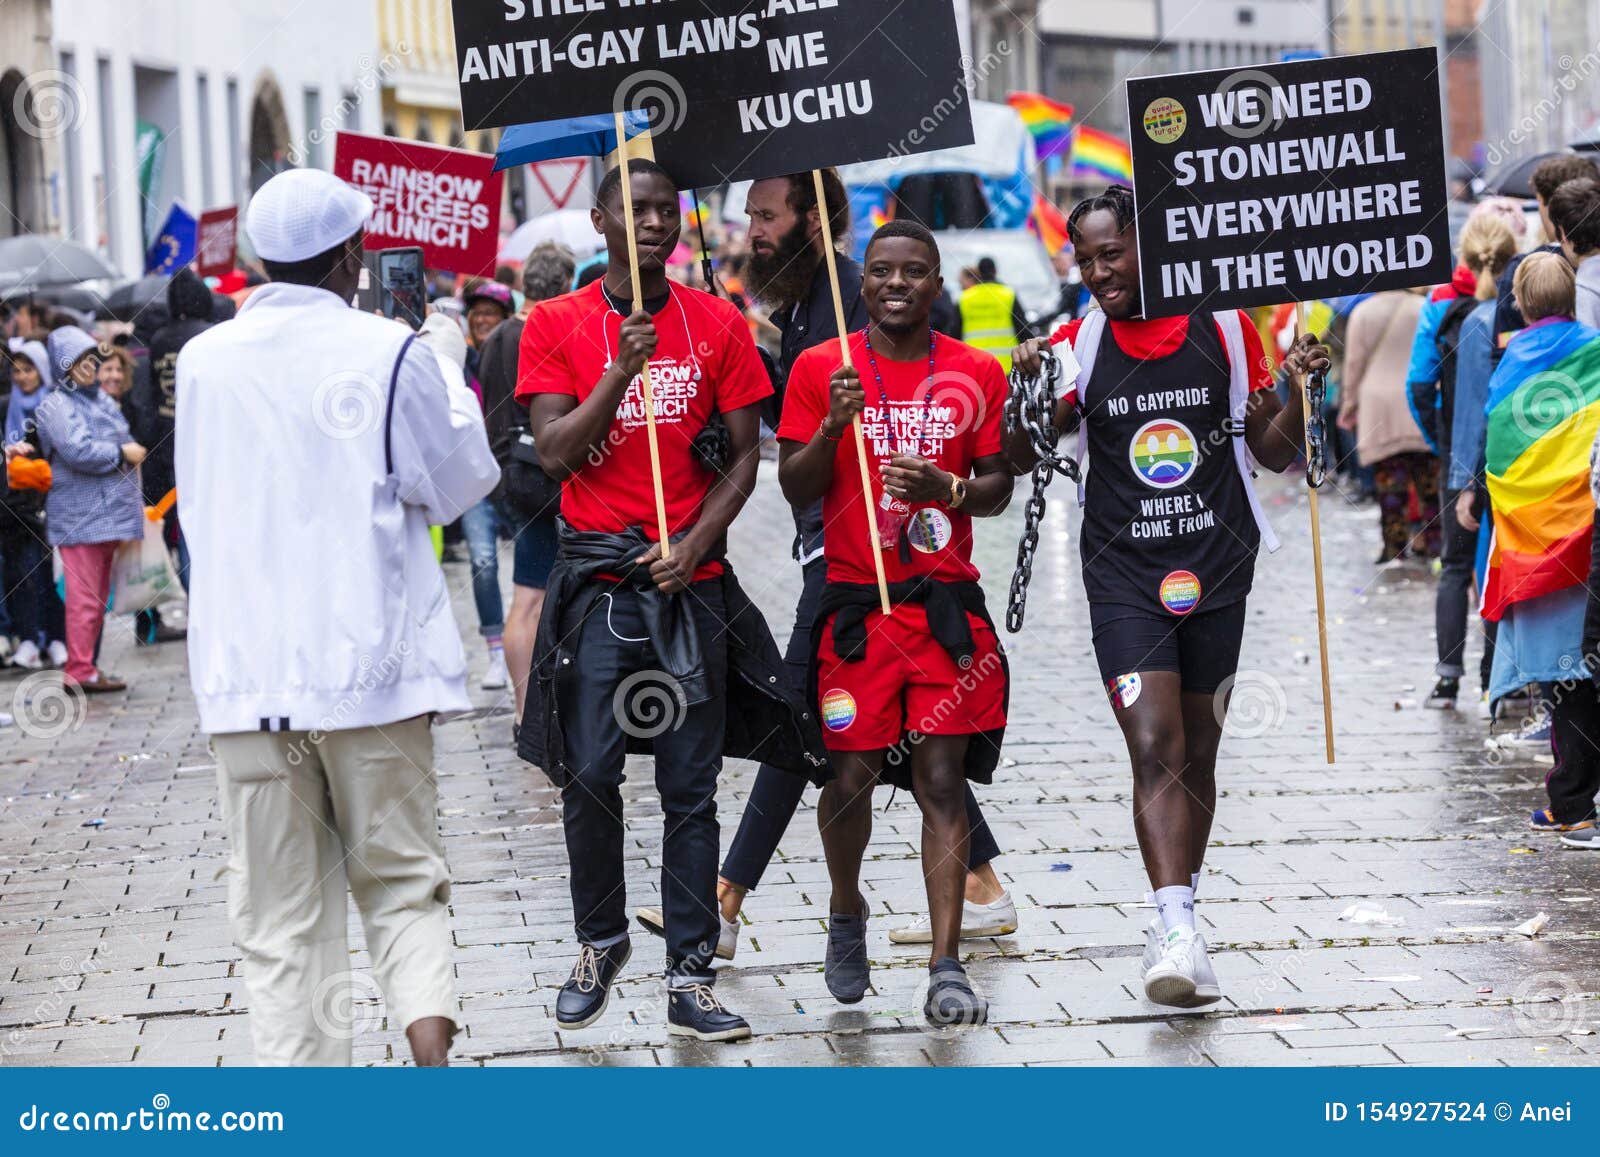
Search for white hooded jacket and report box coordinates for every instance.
[175,283,500,735]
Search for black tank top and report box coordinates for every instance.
[1078,317,1259,617]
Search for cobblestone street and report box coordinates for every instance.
[5,465,1600,1067]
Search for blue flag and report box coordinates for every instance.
[145,202,198,275]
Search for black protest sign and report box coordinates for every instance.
[1126,48,1452,315]
[451,0,973,185]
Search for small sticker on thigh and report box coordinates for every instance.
[1107,672,1143,710]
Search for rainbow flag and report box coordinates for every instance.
[1070,125,1133,184]
[1007,91,1075,160]
[1029,194,1069,256]
[1482,321,1600,621]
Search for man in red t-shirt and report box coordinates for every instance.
[778,220,1013,1027]
[1010,184,1329,1012]
[515,159,771,1043]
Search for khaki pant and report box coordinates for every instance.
[211,716,456,1066]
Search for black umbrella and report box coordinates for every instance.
[103,274,171,324]
[0,234,117,289]
[2,283,116,320]
[1482,151,1562,199]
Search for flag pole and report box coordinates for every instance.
[615,111,672,561]
[811,169,892,616]
[1296,302,1336,763]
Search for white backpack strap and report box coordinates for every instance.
[1214,310,1281,554]
[1069,310,1107,506]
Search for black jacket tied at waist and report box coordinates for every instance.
[518,521,832,786]
[809,578,1010,789]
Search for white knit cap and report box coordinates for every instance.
[246,169,374,263]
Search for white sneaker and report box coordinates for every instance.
[46,640,67,667]
[1140,916,1163,974]
[481,650,509,690]
[10,640,41,670]
[1143,926,1221,1008]
[889,891,1019,944]
[634,906,739,961]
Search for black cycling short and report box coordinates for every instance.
[1089,599,1248,695]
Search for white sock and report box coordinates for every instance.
[1154,885,1196,933]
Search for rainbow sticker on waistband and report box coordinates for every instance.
[821,689,857,732]
[1158,570,1202,615]
[1129,418,1197,489]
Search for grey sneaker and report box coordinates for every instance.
[825,899,871,1004]
[1561,826,1600,849]
[924,957,988,1027]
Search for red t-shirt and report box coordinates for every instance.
[516,281,772,574]
[778,331,1008,586]
[1049,311,1274,396]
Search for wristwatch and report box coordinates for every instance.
[947,474,968,509]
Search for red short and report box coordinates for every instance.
[815,605,1008,751]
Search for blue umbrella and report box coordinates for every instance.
[493,111,653,173]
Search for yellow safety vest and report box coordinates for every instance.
[960,282,1019,370]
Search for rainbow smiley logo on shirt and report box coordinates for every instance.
[1129,418,1198,489]
[1159,570,1203,615]
[821,689,858,732]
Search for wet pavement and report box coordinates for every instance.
[4,464,1600,1067]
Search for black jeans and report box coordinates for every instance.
[1547,678,1600,824]
[719,560,1001,891]
[1435,481,1479,679]
[558,581,727,982]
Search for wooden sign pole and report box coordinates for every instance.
[811,169,891,616]
[1296,303,1336,764]
[614,112,671,560]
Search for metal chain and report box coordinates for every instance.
[1003,352,1080,634]
[1303,365,1329,489]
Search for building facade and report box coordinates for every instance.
[1038,0,1328,140]
[46,0,381,278]
[0,0,66,239]
[1479,0,1600,165]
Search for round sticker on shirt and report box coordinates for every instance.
[907,508,954,554]
[1159,570,1203,615]
[1129,418,1199,489]
[821,689,858,732]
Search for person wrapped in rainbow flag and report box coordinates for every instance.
[1480,252,1600,839]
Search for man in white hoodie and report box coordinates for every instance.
[175,168,499,1066]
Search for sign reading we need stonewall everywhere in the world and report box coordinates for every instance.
[451,0,973,187]
[1126,47,1452,315]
